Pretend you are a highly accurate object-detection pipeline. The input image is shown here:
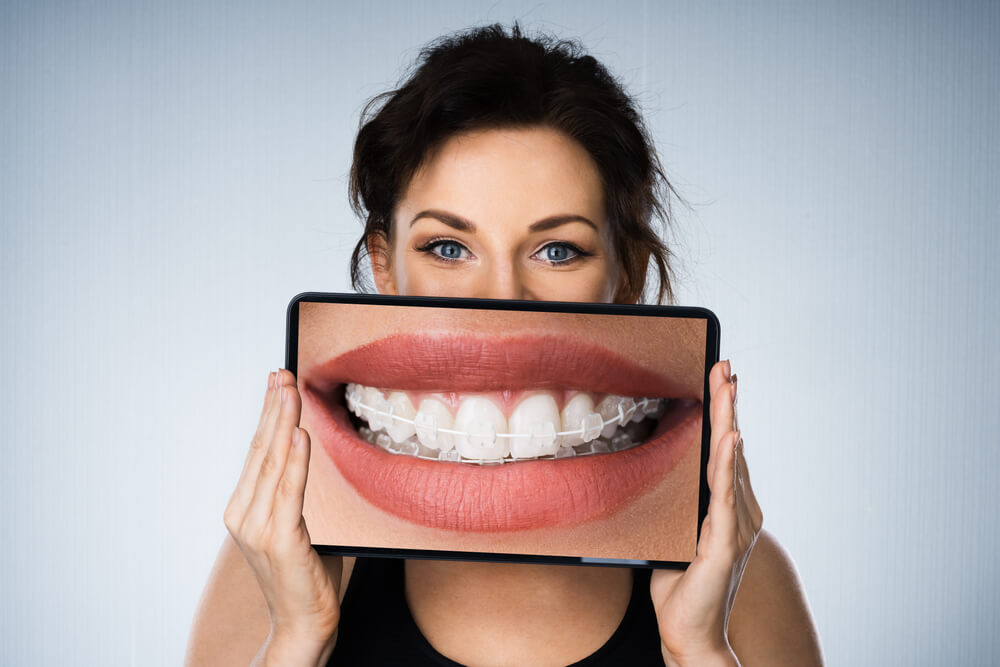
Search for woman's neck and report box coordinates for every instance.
[404,560,634,667]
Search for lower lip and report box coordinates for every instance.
[303,388,702,532]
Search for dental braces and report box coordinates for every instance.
[356,423,641,464]
[344,385,663,447]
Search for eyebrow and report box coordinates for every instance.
[408,209,598,233]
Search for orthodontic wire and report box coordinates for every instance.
[345,392,658,438]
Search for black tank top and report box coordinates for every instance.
[327,557,665,666]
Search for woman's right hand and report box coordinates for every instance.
[223,369,342,666]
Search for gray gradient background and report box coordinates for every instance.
[2,1,998,664]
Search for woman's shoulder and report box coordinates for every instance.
[727,529,824,664]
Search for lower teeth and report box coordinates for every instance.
[354,418,656,464]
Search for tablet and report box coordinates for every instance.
[287,293,719,568]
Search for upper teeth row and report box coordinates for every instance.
[344,383,664,461]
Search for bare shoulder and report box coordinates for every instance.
[728,529,824,666]
[183,534,356,666]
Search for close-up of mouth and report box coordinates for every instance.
[300,333,703,533]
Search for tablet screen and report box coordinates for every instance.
[288,293,718,568]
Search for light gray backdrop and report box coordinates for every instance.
[2,1,998,664]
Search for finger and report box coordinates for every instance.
[261,368,287,443]
[258,370,277,422]
[245,377,302,530]
[708,359,731,398]
[705,362,727,478]
[265,368,290,441]
[228,371,281,516]
[273,426,311,529]
[731,373,739,431]
[251,368,290,476]
[703,429,740,562]
[696,509,713,556]
[706,380,737,487]
[734,437,763,536]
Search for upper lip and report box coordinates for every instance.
[301,333,696,399]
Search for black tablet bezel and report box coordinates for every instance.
[286,292,720,569]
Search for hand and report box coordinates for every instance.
[649,360,763,667]
[223,369,343,666]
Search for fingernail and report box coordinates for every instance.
[731,374,738,406]
[723,359,732,382]
[275,368,282,387]
[292,428,301,447]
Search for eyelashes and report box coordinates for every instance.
[416,238,470,262]
[415,238,593,266]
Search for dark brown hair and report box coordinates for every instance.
[348,23,681,304]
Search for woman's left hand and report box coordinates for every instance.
[649,360,763,666]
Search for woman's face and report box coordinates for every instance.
[292,126,705,562]
[370,126,622,303]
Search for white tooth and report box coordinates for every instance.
[362,386,381,424]
[596,395,625,438]
[345,383,356,410]
[438,449,461,462]
[529,422,557,454]
[375,432,392,449]
[554,445,576,459]
[385,392,416,443]
[509,393,560,459]
[392,439,419,456]
[611,432,632,451]
[630,402,646,422]
[454,396,508,460]
[414,398,455,451]
[559,393,594,447]
[581,412,604,442]
[370,394,393,432]
[414,440,440,458]
[642,397,662,415]
[617,397,637,425]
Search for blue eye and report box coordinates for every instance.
[437,241,464,259]
[538,243,580,264]
[419,239,470,262]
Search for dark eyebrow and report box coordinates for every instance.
[409,209,475,231]
[409,210,598,232]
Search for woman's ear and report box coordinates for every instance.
[367,233,397,295]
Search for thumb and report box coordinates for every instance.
[650,504,716,608]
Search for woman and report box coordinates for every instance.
[186,24,823,666]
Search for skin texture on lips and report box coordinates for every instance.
[295,301,707,562]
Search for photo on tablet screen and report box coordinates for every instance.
[288,293,718,567]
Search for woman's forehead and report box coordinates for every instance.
[397,127,606,226]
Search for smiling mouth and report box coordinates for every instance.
[300,333,703,532]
